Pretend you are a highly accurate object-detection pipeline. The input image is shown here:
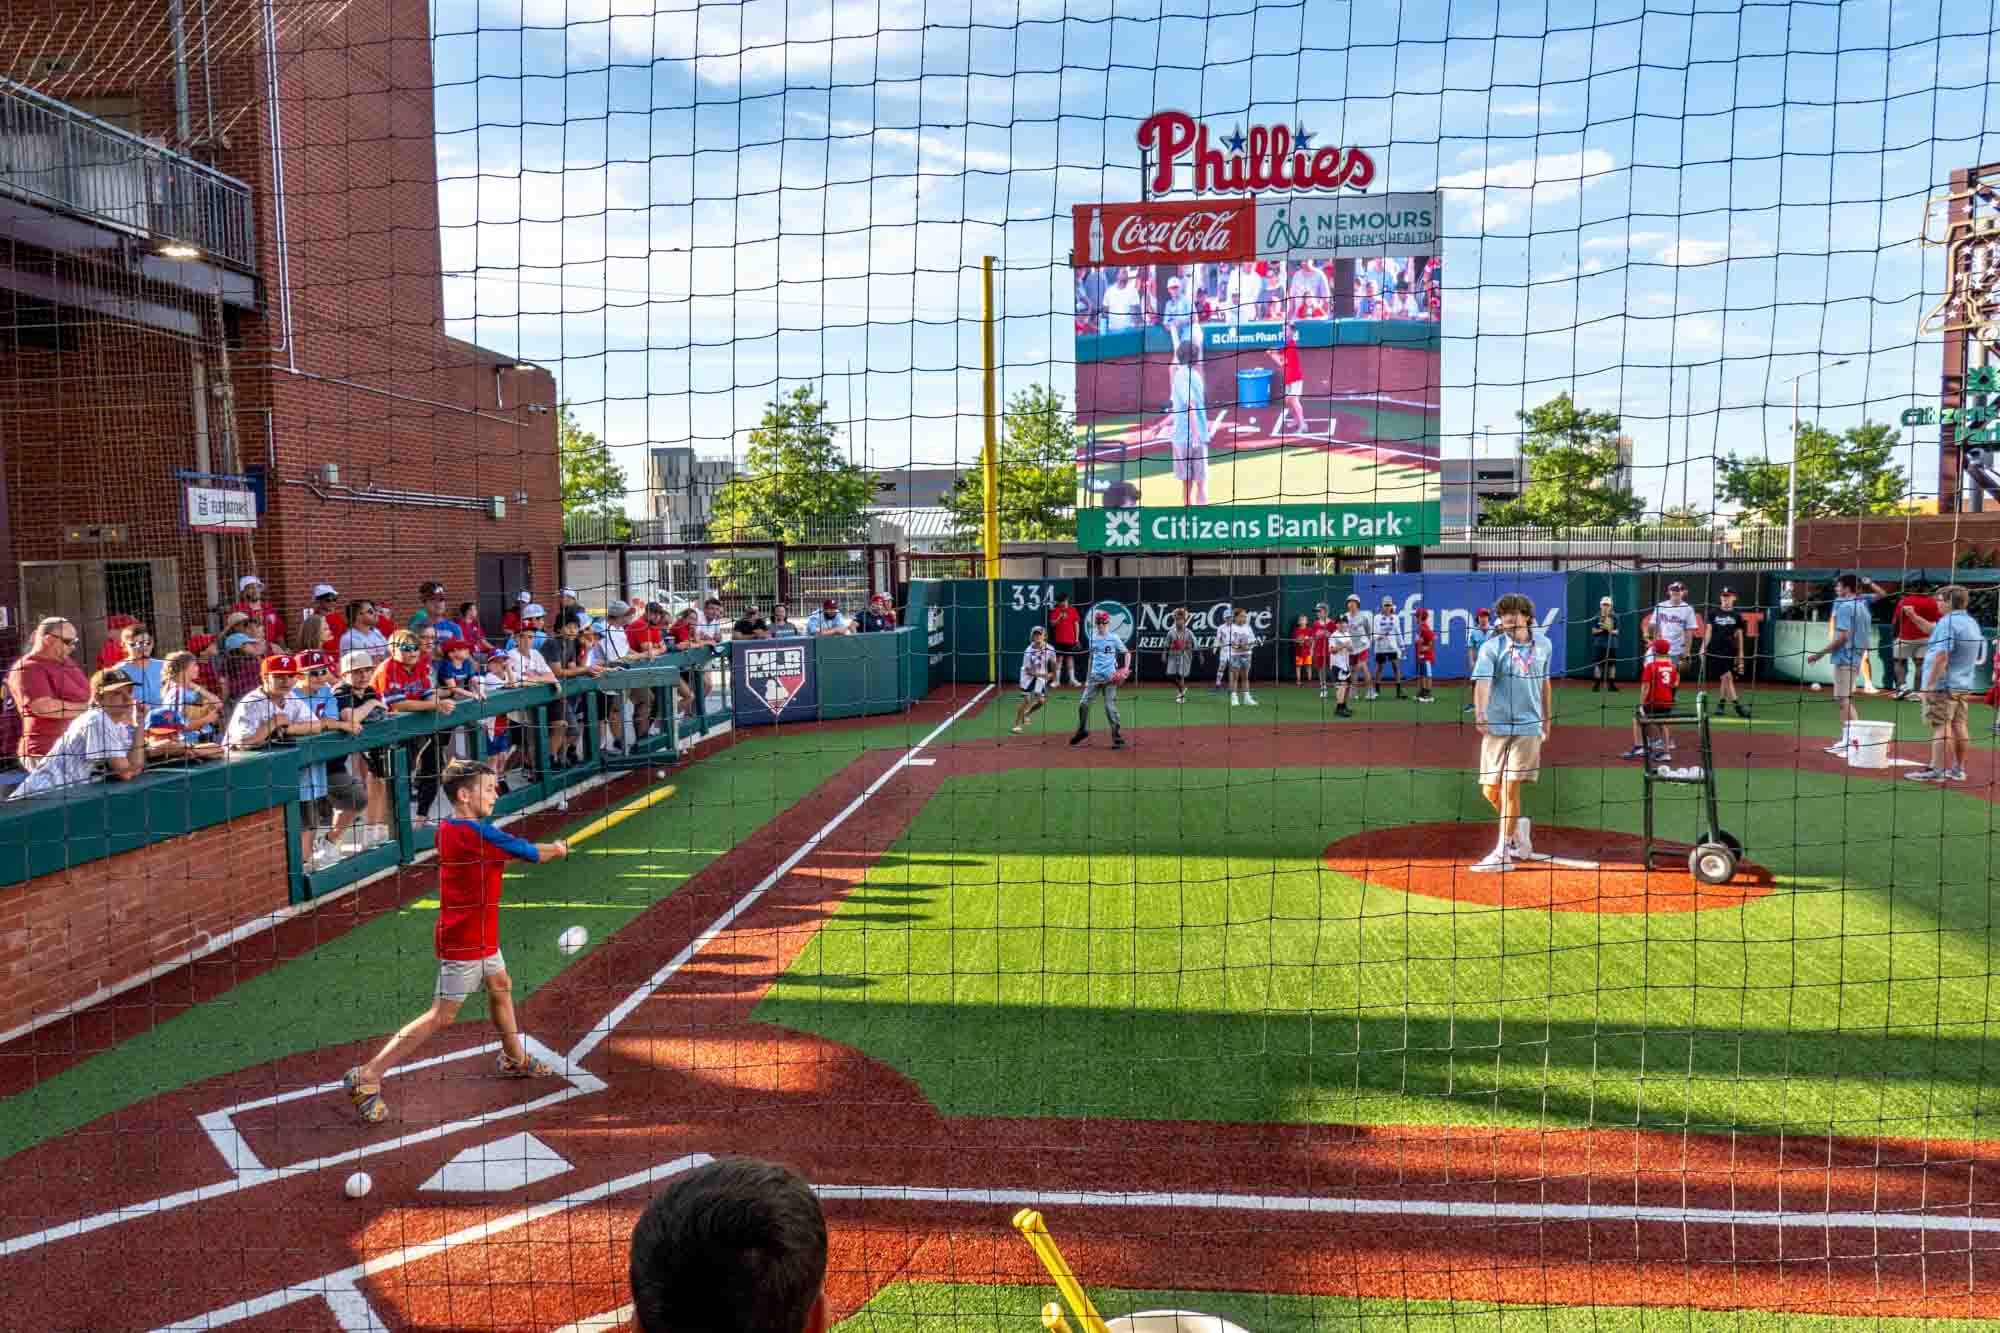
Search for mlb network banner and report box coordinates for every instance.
[731,639,819,727]
[1351,572,1569,680]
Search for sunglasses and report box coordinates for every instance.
[394,644,421,653]
[55,636,78,647]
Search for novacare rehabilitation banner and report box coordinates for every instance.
[1079,503,1441,551]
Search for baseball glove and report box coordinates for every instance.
[1111,668,1130,685]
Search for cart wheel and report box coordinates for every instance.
[1690,843,1738,886]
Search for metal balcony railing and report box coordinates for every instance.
[0,79,256,272]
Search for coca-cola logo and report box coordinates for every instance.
[1108,210,1238,257]
[1138,110,1374,195]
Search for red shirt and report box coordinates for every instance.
[322,611,348,641]
[371,658,434,707]
[1292,626,1313,661]
[1894,595,1941,642]
[502,609,524,634]
[7,654,91,758]
[1280,331,1302,385]
[1309,618,1335,663]
[1048,604,1081,647]
[1415,625,1436,663]
[1641,658,1679,710]
[626,622,664,653]
[433,818,543,960]
[231,600,286,648]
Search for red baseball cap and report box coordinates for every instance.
[295,649,331,671]
[1094,609,1111,622]
[259,653,298,676]
[188,633,216,654]
[443,637,471,653]
[1650,638,1671,655]
[823,599,839,611]
[1474,607,1490,618]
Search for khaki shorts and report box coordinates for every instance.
[436,951,506,1001]
[1831,665,1858,700]
[1479,733,1543,785]
[1894,640,1929,661]
[1923,690,1970,729]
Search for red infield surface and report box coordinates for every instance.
[3,694,1999,1330]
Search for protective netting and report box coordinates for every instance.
[4,0,2000,1329]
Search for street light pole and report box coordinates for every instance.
[1784,358,1851,566]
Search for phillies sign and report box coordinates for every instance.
[1138,111,1374,195]
[1073,198,1254,269]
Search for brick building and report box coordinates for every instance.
[0,0,559,664]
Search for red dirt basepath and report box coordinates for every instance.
[1325,821,1774,913]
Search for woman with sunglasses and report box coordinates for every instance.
[116,620,167,709]
[7,617,92,770]
[372,631,457,822]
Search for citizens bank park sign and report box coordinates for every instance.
[1073,111,1440,267]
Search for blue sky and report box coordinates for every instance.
[429,0,2000,516]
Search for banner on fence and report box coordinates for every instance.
[731,639,820,726]
[1352,572,1569,680]
[1083,577,1284,680]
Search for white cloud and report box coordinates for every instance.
[1438,149,1617,233]
[1584,230,1671,251]
[1656,239,1730,266]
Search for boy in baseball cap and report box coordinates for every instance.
[1071,608,1131,749]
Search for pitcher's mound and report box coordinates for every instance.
[1324,822,1774,914]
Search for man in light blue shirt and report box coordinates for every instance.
[1070,608,1131,750]
[1910,584,1985,782]
[805,600,851,636]
[1807,574,1871,756]
[1470,591,1555,871]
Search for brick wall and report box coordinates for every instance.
[1797,516,2000,570]
[0,805,291,1039]
[2,0,562,647]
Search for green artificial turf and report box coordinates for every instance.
[758,762,2000,1139]
[0,716,940,1163]
[839,1281,2000,1332]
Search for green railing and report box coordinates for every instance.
[0,652,719,901]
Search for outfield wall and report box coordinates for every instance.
[917,573,2000,689]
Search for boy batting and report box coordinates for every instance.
[343,758,570,1123]
[1470,592,1555,871]
[1070,608,1131,750]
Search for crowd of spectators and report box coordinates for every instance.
[2,577,906,859]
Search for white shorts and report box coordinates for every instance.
[1832,665,1858,701]
[436,951,506,1001]
[1020,679,1048,698]
[1479,733,1543,785]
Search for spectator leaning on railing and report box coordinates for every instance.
[545,614,604,767]
[859,594,897,633]
[8,668,149,799]
[160,650,222,741]
[220,611,268,699]
[697,598,727,646]
[375,630,457,822]
[8,617,92,770]
[768,604,801,637]
[292,648,367,868]
[334,649,394,846]
[596,601,656,752]
[497,616,558,773]
[805,599,851,636]
[733,604,770,640]
[224,655,336,862]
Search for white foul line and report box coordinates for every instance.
[565,685,993,1065]
[7,690,990,1264]
[173,1168,2000,1333]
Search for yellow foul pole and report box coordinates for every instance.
[981,255,1001,685]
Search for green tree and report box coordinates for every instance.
[709,385,871,543]
[1658,503,1710,528]
[1479,394,1646,528]
[558,403,632,542]
[942,384,1080,548]
[1715,420,1908,528]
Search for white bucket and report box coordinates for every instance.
[1849,720,1896,768]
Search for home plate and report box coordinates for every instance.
[908,758,938,766]
[419,1131,574,1192]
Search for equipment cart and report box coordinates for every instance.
[1638,691,1744,885]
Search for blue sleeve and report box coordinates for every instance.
[473,820,542,862]
[1470,639,1495,680]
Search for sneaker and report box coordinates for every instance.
[1010,724,1024,734]
[1335,704,1353,718]
[1112,734,1126,750]
[1231,694,1241,706]
[1621,745,1648,760]
[1069,729,1089,746]
[1418,693,1434,703]
[1461,704,1475,714]
[1367,690,1379,701]
[1319,687,1329,699]
[1607,683,1620,693]
[1469,846,1515,873]
[1244,694,1257,705]
[1906,767,1945,782]
[1175,692,1186,703]
[1822,741,1851,756]
[310,838,342,870]
[1947,767,1968,782]
[1733,703,1751,719]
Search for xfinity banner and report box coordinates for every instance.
[1083,578,1282,679]
[1352,573,1568,680]
[731,640,819,727]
